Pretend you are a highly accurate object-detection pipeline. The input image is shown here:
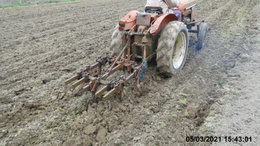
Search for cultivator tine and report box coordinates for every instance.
[90,62,99,70]
[108,64,120,76]
[83,84,90,91]
[65,75,79,85]
[72,77,87,89]
[126,72,135,80]
[95,85,109,97]
[104,88,118,100]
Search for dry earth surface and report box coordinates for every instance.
[200,4,260,146]
[0,0,75,7]
[0,0,259,145]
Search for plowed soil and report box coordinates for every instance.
[0,0,259,145]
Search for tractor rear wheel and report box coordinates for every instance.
[156,21,189,77]
[110,25,123,56]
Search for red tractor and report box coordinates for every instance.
[65,0,207,100]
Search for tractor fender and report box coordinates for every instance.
[120,10,140,31]
[149,14,178,36]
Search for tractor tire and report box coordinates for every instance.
[110,25,123,56]
[156,21,189,77]
[196,22,207,50]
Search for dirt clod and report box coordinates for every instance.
[84,124,97,135]
[96,127,107,142]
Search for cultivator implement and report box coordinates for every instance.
[65,0,207,100]
[65,37,148,100]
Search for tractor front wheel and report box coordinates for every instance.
[156,21,189,77]
[196,22,208,50]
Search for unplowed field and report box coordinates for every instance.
[0,0,259,145]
